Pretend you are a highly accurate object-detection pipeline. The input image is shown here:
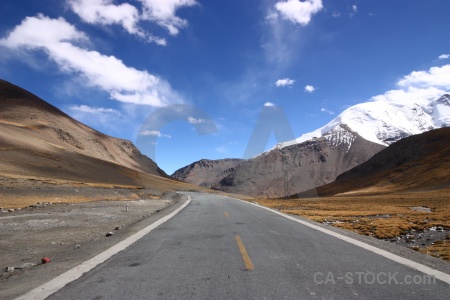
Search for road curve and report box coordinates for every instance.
[43,192,448,299]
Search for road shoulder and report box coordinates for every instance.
[0,193,190,300]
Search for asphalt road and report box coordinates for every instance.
[45,192,448,299]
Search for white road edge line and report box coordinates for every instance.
[244,200,450,285]
[15,196,192,300]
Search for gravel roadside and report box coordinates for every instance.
[0,192,189,300]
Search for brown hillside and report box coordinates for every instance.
[315,127,450,196]
[0,79,210,207]
[0,79,168,178]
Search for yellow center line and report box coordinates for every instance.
[224,211,230,218]
[235,235,254,270]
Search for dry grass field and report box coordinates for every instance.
[257,189,450,261]
[0,171,202,209]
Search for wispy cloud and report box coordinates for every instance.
[275,78,295,87]
[187,116,205,124]
[68,104,127,134]
[304,85,316,93]
[215,146,227,154]
[350,4,358,17]
[332,12,341,18]
[138,0,197,36]
[321,108,335,115]
[262,1,322,69]
[70,104,121,115]
[139,130,172,138]
[0,14,182,107]
[438,54,449,60]
[264,101,275,107]
[261,14,295,67]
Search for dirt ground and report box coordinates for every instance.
[0,190,187,300]
[2,179,448,298]
[256,189,450,262]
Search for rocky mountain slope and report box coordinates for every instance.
[312,127,450,196]
[0,79,170,187]
[172,158,244,188]
[173,125,385,198]
[173,94,450,198]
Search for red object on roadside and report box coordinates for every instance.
[41,257,51,264]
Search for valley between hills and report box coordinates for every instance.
[0,79,449,298]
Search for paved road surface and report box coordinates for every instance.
[46,193,448,299]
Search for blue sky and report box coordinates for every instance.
[1,0,449,174]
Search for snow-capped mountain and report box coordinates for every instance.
[173,94,450,198]
[276,94,450,149]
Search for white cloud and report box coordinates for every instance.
[70,104,120,115]
[68,104,125,134]
[371,64,450,104]
[321,108,335,115]
[274,0,323,26]
[349,4,358,17]
[187,116,205,124]
[304,85,315,93]
[138,0,197,36]
[266,12,279,21]
[68,0,166,45]
[275,78,295,87]
[264,102,275,107]
[0,14,181,107]
[263,0,323,68]
[438,54,449,60]
[371,87,446,105]
[397,65,450,90]
[140,130,159,136]
[1,14,87,47]
[68,0,199,44]
[215,146,227,154]
[68,0,166,46]
[139,130,171,138]
[332,12,341,18]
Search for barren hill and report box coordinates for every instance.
[0,79,196,203]
[313,127,450,196]
[0,79,167,177]
[172,159,244,188]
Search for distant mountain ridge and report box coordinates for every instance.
[174,124,385,198]
[173,94,450,198]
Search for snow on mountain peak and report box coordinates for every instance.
[322,124,357,151]
[434,94,450,127]
[277,94,450,149]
